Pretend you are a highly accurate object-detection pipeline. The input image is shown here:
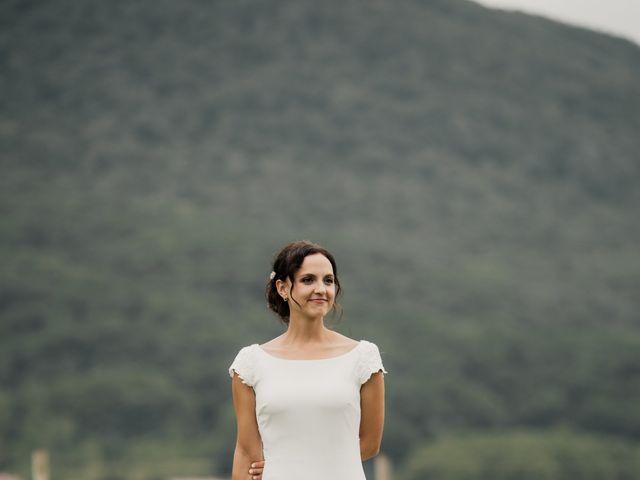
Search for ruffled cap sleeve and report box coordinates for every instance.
[358,340,388,385]
[228,345,256,387]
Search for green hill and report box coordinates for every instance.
[1,0,639,478]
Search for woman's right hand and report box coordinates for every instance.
[249,459,265,479]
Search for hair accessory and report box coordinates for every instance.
[269,271,276,280]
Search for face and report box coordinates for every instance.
[277,253,336,319]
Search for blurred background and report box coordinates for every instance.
[1,0,639,479]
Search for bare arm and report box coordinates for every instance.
[359,370,385,461]
[230,373,264,480]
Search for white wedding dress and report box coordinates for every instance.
[229,339,388,480]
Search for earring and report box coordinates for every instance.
[283,297,288,302]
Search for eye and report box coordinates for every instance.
[301,276,313,284]
[324,277,334,284]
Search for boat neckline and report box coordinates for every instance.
[255,340,363,361]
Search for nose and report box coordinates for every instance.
[314,280,326,294]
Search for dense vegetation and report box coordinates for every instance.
[1,0,639,478]
[400,430,640,480]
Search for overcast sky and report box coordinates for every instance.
[472,0,640,46]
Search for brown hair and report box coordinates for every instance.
[265,240,343,324]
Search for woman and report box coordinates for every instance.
[229,240,388,480]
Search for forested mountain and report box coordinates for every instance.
[1,0,639,478]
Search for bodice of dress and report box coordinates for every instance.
[229,339,388,480]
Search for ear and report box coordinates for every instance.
[275,278,290,300]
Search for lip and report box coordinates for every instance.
[309,299,327,303]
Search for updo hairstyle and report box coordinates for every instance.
[265,240,342,324]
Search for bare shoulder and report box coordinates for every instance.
[331,331,360,349]
[259,334,286,353]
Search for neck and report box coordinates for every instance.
[282,313,332,345]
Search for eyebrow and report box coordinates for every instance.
[298,273,334,277]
